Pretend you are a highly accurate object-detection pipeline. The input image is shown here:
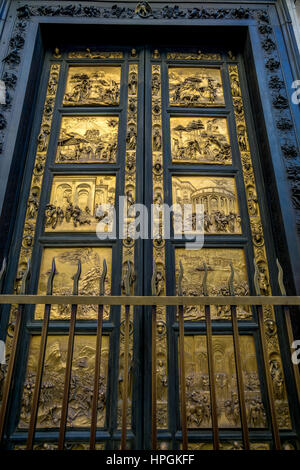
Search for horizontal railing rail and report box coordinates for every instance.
[0,257,300,451]
[0,295,300,305]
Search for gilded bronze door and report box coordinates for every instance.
[1,45,298,450]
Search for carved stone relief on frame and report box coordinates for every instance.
[35,247,112,320]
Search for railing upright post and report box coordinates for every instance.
[151,261,157,450]
[90,259,107,450]
[228,262,250,450]
[254,259,281,450]
[26,258,56,450]
[177,261,188,450]
[121,260,133,450]
[0,258,30,444]
[203,262,219,450]
[58,259,81,450]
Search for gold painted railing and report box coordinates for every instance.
[0,258,300,450]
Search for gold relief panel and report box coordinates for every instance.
[183,335,266,429]
[175,248,250,320]
[55,116,119,164]
[185,443,270,450]
[172,176,241,235]
[45,175,116,233]
[168,67,225,107]
[170,116,231,164]
[19,335,109,429]
[63,66,121,106]
[35,247,112,320]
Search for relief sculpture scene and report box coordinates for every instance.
[172,176,242,234]
[45,175,116,232]
[55,116,119,163]
[19,335,109,429]
[183,335,266,428]
[170,116,231,164]
[63,66,121,106]
[175,248,251,320]
[35,247,112,320]
[168,67,225,107]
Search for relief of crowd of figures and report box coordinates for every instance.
[63,66,121,106]
[175,249,251,320]
[172,176,241,235]
[36,247,112,320]
[19,336,109,428]
[44,175,116,232]
[184,336,266,428]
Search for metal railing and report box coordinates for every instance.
[0,257,299,450]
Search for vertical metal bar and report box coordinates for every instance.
[121,304,130,450]
[151,261,157,450]
[58,260,81,450]
[178,304,188,450]
[0,259,31,442]
[151,304,157,450]
[121,260,132,450]
[202,262,219,450]
[90,259,107,450]
[228,262,250,450]
[254,259,281,449]
[26,258,56,449]
[177,261,188,450]
[231,304,250,450]
[205,305,219,450]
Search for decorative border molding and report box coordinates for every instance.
[0,2,298,235]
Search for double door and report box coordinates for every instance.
[2,44,295,450]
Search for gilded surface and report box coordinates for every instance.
[168,67,225,107]
[186,442,270,450]
[175,248,250,320]
[167,52,221,61]
[35,247,112,320]
[170,116,231,164]
[55,116,118,163]
[183,335,266,428]
[152,63,168,428]
[117,63,139,429]
[172,176,241,234]
[19,335,109,428]
[63,66,121,106]
[45,175,116,232]
[68,51,123,59]
[229,65,291,428]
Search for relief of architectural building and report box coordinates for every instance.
[55,116,118,163]
[19,335,109,429]
[175,248,251,320]
[170,116,231,164]
[35,247,112,320]
[45,175,116,232]
[183,335,266,428]
[168,67,225,107]
[63,65,121,106]
[172,176,242,234]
